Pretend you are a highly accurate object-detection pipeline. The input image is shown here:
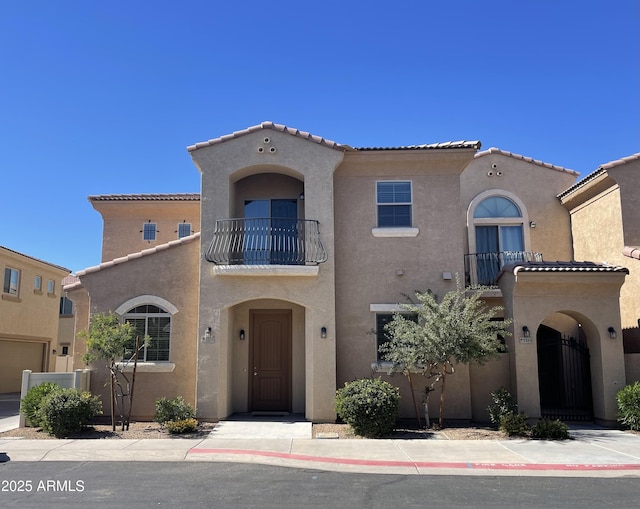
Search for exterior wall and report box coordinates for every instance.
[55,314,75,372]
[0,247,69,392]
[191,130,344,421]
[499,270,627,425]
[91,199,200,262]
[334,148,477,419]
[565,164,640,354]
[469,354,511,422]
[69,240,199,419]
[461,153,577,262]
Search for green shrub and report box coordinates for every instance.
[39,388,103,438]
[21,382,63,427]
[499,412,530,437]
[154,396,195,425]
[617,381,640,431]
[531,419,569,440]
[165,418,199,434]
[487,387,517,428]
[335,378,400,438]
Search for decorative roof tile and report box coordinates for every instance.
[476,148,579,176]
[187,121,350,152]
[74,232,200,278]
[502,261,629,275]
[623,246,640,260]
[89,193,200,202]
[558,153,640,198]
[355,140,481,151]
[0,245,71,273]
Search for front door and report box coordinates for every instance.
[250,310,292,412]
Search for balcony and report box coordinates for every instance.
[205,218,328,269]
[465,251,543,287]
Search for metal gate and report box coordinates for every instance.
[537,325,593,421]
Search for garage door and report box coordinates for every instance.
[0,340,46,393]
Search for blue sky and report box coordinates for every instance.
[1,1,638,273]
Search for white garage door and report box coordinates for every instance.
[0,340,46,393]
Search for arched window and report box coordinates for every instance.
[123,304,171,361]
[467,192,533,285]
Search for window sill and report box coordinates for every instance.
[115,362,175,373]
[371,227,419,238]
[33,289,43,295]
[47,292,57,298]
[1,294,21,303]
[371,361,426,374]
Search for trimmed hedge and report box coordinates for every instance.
[335,378,400,438]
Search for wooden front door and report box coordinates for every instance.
[250,310,292,412]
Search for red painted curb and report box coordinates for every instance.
[187,448,640,471]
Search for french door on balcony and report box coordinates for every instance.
[475,225,524,285]
[244,199,299,264]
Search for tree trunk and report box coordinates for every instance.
[439,370,447,428]
[109,368,116,432]
[407,370,422,428]
[126,336,140,431]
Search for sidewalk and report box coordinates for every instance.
[1,426,640,477]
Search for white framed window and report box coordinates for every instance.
[3,267,20,296]
[34,275,42,292]
[47,280,55,295]
[467,191,533,286]
[376,181,412,227]
[177,222,191,239]
[143,222,157,241]
[375,312,418,362]
[124,304,171,362]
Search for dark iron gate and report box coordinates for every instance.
[537,324,593,421]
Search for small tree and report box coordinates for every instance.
[379,278,510,428]
[80,312,149,431]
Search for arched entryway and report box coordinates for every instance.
[536,313,594,421]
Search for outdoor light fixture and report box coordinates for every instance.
[608,327,617,339]
[239,329,245,340]
[522,326,530,338]
[205,327,212,338]
[321,327,327,338]
[529,221,536,228]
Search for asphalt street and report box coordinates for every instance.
[1,462,638,509]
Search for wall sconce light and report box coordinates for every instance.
[299,193,305,200]
[320,327,327,338]
[529,221,536,228]
[608,327,617,339]
[522,326,530,338]
[239,329,245,340]
[205,327,212,338]
[52,349,57,355]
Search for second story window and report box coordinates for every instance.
[377,181,412,227]
[3,267,20,296]
[60,296,73,315]
[178,222,191,239]
[47,280,55,295]
[34,275,42,292]
[143,222,157,241]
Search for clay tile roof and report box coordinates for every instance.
[0,245,71,273]
[476,148,579,176]
[502,260,629,275]
[355,140,481,151]
[187,121,350,152]
[557,153,640,199]
[88,193,200,202]
[623,246,640,260]
[74,232,201,278]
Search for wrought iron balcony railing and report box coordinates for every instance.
[205,218,328,265]
[464,251,543,287]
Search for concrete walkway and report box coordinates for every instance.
[1,421,640,477]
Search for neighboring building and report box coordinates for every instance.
[66,122,639,426]
[0,246,70,392]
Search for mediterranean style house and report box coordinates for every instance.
[64,122,640,426]
[0,246,71,392]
